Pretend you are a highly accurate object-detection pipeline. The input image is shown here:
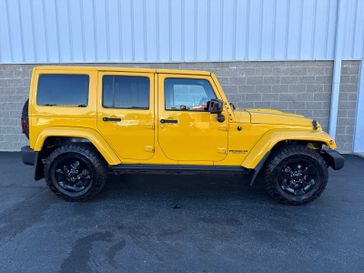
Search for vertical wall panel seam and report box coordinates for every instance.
[80,0,86,62]
[41,0,49,62]
[272,0,277,58]
[258,0,263,59]
[92,0,98,61]
[54,0,61,62]
[105,0,110,61]
[130,0,136,61]
[285,0,290,59]
[232,0,237,59]
[219,0,223,60]
[143,0,147,61]
[168,0,172,61]
[298,1,304,59]
[5,0,13,62]
[117,0,123,61]
[245,0,250,59]
[194,0,198,60]
[181,0,185,61]
[351,0,359,57]
[206,0,210,60]
[156,0,160,61]
[30,0,37,62]
[67,0,73,61]
[324,0,331,59]
[17,0,25,62]
[311,0,318,59]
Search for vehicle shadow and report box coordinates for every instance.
[98,173,270,205]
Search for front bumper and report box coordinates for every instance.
[323,149,345,170]
[21,146,37,166]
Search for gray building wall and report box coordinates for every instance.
[0,61,359,152]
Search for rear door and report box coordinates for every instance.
[97,71,155,160]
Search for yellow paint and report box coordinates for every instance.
[28,66,338,169]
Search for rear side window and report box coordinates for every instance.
[102,75,150,109]
[37,74,89,107]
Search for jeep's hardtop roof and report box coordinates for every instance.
[34,66,211,76]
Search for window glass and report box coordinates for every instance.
[102,75,150,109]
[164,78,216,111]
[37,74,89,106]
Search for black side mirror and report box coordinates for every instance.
[207,99,225,122]
[207,99,223,114]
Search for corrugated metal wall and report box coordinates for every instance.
[0,0,363,64]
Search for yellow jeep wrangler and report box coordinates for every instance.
[21,66,344,205]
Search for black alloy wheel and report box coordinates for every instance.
[277,157,319,196]
[54,157,93,194]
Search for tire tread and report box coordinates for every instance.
[44,144,107,201]
[264,144,328,205]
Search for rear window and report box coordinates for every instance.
[37,74,89,107]
[102,75,150,109]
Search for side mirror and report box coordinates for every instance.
[207,99,225,123]
[207,99,223,114]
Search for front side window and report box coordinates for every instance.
[164,78,216,111]
[37,74,89,107]
[102,75,150,109]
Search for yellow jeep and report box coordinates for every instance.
[21,66,344,205]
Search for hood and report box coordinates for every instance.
[236,108,317,128]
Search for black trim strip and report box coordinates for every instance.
[110,164,250,175]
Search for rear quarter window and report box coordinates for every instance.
[37,74,89,107]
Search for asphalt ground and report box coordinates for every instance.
[0,152,363,273]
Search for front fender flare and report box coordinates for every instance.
[241,129,335,169]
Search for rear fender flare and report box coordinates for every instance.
[33,127,120,165]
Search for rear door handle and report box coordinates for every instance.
[103,117,121,122]
[160,119,178,124]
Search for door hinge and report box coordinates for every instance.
[216,147,228,154]
[144,146,155,152]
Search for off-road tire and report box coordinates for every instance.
[264,144,328,205]
[44,144,107,201]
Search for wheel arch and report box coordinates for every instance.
[242,129,335,170]
[33,127,120,180]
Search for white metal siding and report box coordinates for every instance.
[0,0,363,63]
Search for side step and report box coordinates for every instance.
[110,164,251,175]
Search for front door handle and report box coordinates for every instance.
[160,119,178,124]
[103,117,121,122]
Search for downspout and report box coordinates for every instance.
[353,60,364,152]
[328,0,343,139]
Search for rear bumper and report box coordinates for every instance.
[21,146,37,166]
[323,149,345,170]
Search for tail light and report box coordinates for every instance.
[21,117,29,138]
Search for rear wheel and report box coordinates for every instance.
[264,145,328,205]
[44,145,107,201]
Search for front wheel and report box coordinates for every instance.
[264,145,328,205]
[44,145,107,201]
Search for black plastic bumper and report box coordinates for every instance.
[323,149,345,170]
[21,146,37,166]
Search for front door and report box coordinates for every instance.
[97,71,155,160]
[157,74,228,162]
